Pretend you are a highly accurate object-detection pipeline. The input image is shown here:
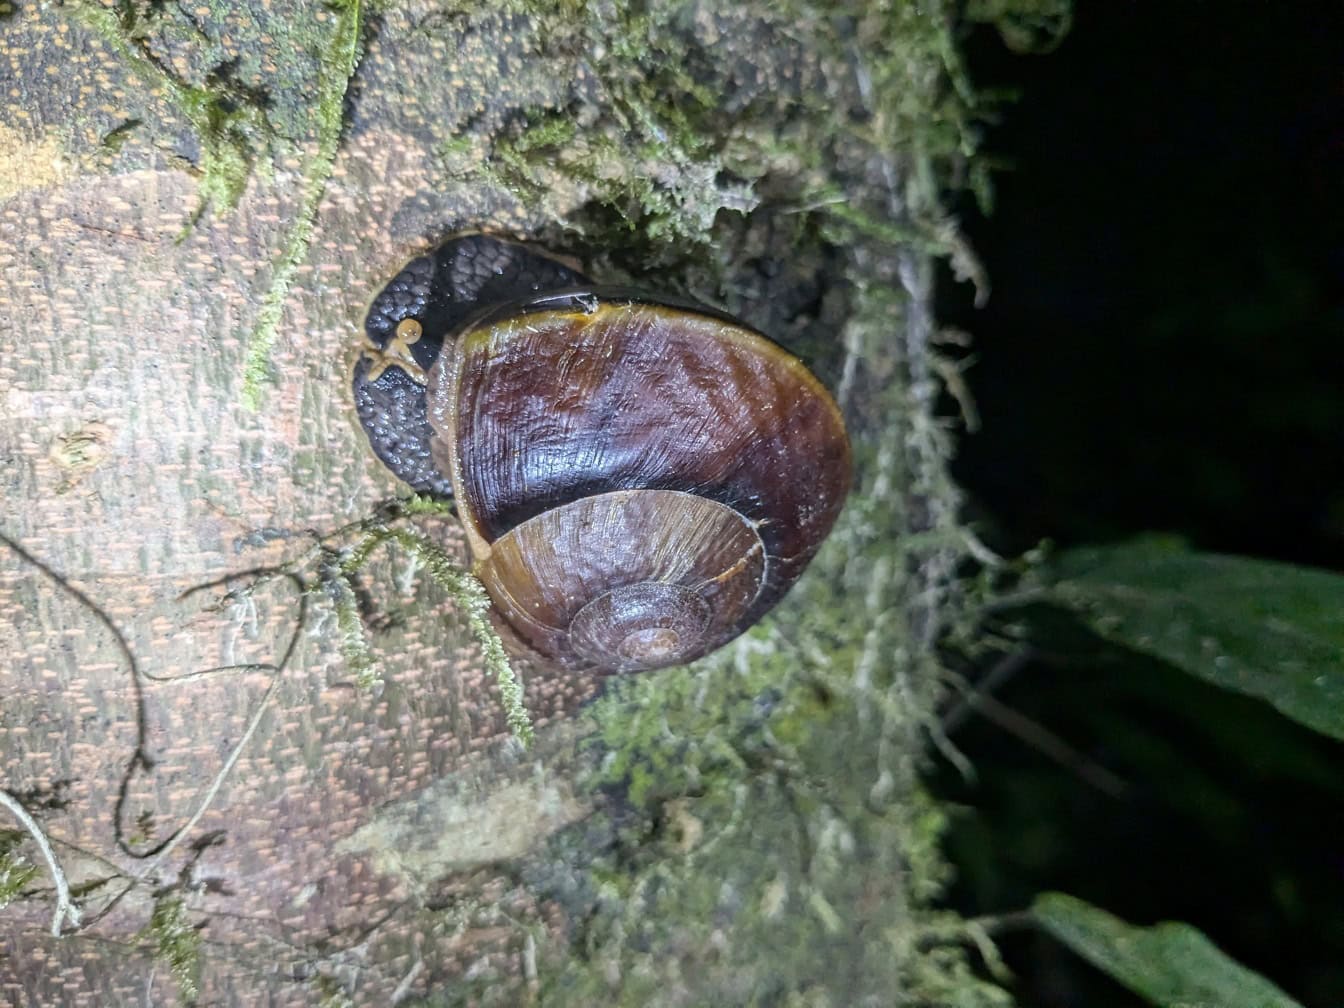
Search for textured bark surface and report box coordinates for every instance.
[0,1,995,1005]
[1,3,610,1003]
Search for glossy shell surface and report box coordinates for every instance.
[426,293,852,671]
[478,489,766,671]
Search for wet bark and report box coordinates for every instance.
[0,1,985,1005]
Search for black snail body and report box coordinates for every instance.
[352,234,852,674]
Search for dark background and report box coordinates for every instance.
[933,4,1344,1006]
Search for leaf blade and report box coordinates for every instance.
[1033,892,1304,1008]
[1049,539,1344,739]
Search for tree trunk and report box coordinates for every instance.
[1,1,1017,1004]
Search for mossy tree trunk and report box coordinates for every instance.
[0,0,1058,1004]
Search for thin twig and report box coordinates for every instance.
[0,789,82,936]
[966,692,1128,799]
[941,648,1033,734]
[83,581,308,929]
[942,649,1129,797]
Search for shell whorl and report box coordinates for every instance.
[473,490,767,672]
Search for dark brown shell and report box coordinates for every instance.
[426,293,852,672]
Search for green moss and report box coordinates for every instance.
[66,0,273,222]
[382,526,534,746]
[440,0,1065,279]
[411,2,1070,1001]
[240,0,366,409]
[64,0,369,407]
[0,831,38,911]
[520,651,1011,1006]
[143,892,203,1005]
[439,2,755,261]
[313,975,357,1008]
[324,555,382,692]
[273,496,537,743]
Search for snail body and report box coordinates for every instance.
[353,235,851,674]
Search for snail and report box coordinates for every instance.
[353,234,851,674]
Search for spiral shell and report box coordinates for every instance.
[425,290,852,672]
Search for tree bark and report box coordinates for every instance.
[1,1,1006,1005]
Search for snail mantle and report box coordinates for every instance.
[352,234,851,675]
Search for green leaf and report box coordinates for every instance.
[1033,892,1303,1008]
[1049,538,1344,740]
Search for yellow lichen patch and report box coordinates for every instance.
[0,125,74,202]
[48,422,113,493]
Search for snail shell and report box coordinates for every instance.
[353,236,851,674]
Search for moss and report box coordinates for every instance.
[408,1,1069,1002]
[0,831,38,911]
[439,0,1065,279]
[381,526,534,746]
[516,651,1012,1006]
[63,0,369,406]
[438,2,756,262]
[65,0,273,222]
[239,0,367,409]
[324,554,383,692]
[231,494,535,742]
[313,975,357,1008]
[143,892,203,1005]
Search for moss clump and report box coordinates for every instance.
[410,1,1069,1003]
[64,0,370,405]
[442,1,1064,278]
[517,624,1012,1005]
[144,892,203,1005]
